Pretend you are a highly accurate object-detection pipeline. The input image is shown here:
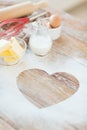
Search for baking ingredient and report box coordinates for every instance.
[0,39,11,53]
[49,14,61,28]
[0,37,24,64]
[10,37,24,58]
[29,25,52,56]
[0,50,11,57]
[4,37,24,63]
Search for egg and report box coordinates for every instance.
[49,14,61,28]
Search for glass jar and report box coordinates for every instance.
[29,23,52,56]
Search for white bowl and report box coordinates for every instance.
[49,25,62,40]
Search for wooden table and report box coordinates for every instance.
[0,6,87,130]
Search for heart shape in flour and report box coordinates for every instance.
[17,69,79,108]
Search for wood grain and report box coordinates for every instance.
[17,69,79,108]
[0,118,15,130]
[0,115,20,130]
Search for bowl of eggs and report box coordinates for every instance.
[48,14,62,40]
[0,37,26,65]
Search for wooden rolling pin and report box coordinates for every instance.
[0,1,48,21]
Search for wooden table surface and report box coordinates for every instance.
[0,4,87,130]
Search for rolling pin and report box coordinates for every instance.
[0,1,48,21]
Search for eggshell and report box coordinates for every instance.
[49,14,61,28]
